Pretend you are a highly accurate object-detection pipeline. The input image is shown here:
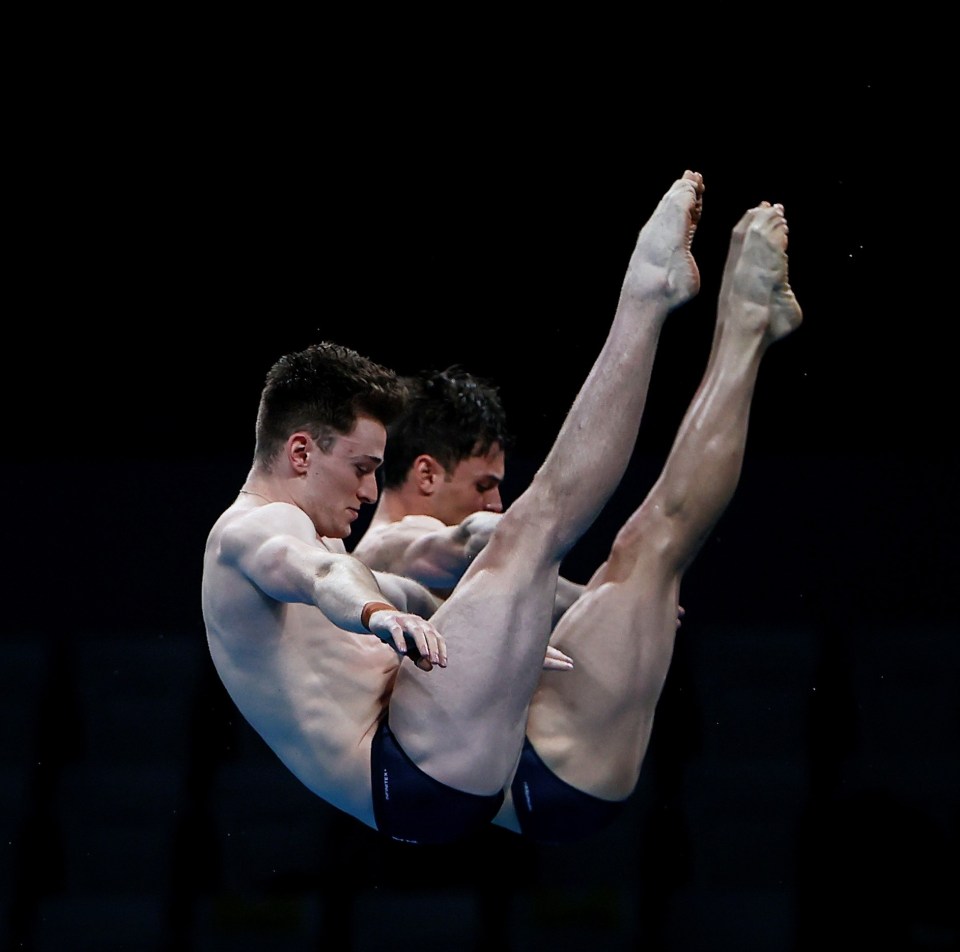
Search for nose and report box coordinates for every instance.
[484,489,503,513]
[359,473,379,504]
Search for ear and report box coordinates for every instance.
[413,454,443,495]
[287,432,312,475]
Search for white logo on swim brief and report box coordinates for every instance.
[383,768,390,801]
[523,781,533,811]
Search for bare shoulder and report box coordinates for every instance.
[212,500,317,562]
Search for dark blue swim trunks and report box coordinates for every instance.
[510,737,628,846]
[370,718,505,845]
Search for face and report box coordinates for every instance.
[432,443,505,526]
[305,415,386,538]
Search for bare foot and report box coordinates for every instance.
[719,202,803,345]
[720,201,771,304]
[619,170,704,312]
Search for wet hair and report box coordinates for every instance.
[380,365,513,490]
[253,341,408,466]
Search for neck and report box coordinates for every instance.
[238,488,272,503]
[240,468,282,505]
[239,473,282,504]
[369,486,441,526]
[366,489,412,526]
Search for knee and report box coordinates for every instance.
[607,510,677,575]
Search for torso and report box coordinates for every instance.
[201,500,401,827]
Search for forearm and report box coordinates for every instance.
[373,571,442,619]
[553,576,585,626]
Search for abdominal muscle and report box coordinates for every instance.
[207,599,402,828]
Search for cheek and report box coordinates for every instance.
[447,483,475,506]
[458,488,486,517]
[319,466,353,496]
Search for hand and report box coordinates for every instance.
[367,609,447,672]
[460,510,502,561]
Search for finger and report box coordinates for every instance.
[399,619,446,669]
[545,645,574,666]
[415,622,446,668]
[403,634,433,671]
[403,624,433,666]
[389,627,409,657]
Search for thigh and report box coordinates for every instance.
[385,520,563,794]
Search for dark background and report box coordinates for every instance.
[3,53,957,951]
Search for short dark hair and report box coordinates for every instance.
[254,341,408,466]
[381,365,513,489]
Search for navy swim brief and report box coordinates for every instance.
[370,718,505,845]
[510,736,628,846]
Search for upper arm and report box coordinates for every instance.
[354,512,504,590]
[354,515,451,583]
[219,504,331,604]
[218,504,380,631]
[393,512,503,589]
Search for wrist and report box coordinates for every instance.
[361,600,396,631]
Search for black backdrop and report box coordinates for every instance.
[4,56,957,951]
[11,63,955,633]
